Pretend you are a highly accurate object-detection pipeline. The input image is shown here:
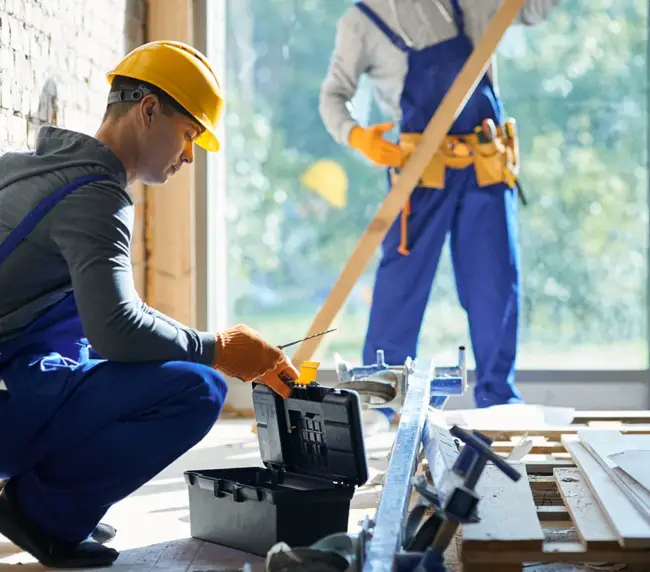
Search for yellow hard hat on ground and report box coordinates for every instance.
[300,159,348,208]
[106,40,224,152]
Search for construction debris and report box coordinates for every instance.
[455,413,650,570]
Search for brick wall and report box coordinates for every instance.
[0,0,148,294]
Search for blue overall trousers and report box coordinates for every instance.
[357,1,523,408]
[0,173,227,543]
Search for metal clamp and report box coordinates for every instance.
[334,347,466,412]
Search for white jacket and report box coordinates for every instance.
[319,0,562,145]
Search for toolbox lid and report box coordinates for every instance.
[252,383,369,487]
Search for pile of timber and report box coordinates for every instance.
[455,411,650,572]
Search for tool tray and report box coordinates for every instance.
[184,382,369,557]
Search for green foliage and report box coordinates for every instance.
[223,0,649,368]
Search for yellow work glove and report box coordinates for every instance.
[348,122,405,167]
[213,324,298,399]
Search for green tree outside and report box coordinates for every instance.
[223,0,649,370]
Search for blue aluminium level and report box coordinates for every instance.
[361,358,433,572]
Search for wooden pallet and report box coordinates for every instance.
[457,411,650,571]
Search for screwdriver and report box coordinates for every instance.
[277,328,337,350]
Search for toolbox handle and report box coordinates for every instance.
[205,479,268,503]
[227,484,244,502]
[215,481,244,502]
[196,477,245,502]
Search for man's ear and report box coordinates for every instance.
[140,94,159,125]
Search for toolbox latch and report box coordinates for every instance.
[266,464,285,486]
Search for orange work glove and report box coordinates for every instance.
[213,324,298,399]
[348,122,405,167]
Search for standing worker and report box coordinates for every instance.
[319,0,560,409]
[0,41,298,569]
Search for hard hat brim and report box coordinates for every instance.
[196,128,221,153]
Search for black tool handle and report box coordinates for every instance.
[450,425,521,482]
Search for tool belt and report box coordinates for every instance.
[392,119,521,255]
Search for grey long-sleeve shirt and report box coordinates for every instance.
[319,0,562,145]
[0,126,216,365]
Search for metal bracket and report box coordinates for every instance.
[361,358,433,572]
[334,347,467,412]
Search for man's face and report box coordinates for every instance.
[137,97,202,185]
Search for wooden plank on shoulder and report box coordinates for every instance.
[561,435,650,548]
[554,467,619,549]
[461,463,544,552]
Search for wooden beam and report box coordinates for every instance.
[562,436,650,548]
[554,467,620,549]
[461,464,545,552]
[292,0,527,365]
[144,0,197,327]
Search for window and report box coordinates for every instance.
[497,0,648,369]
[213,0,649,371]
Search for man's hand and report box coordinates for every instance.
[213,324,299,398]
[348,122,405,167]
[258,360,297,399]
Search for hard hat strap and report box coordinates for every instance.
[107,85,153,106]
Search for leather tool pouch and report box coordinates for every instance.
[474,138,511,188]
[398,134,446,189]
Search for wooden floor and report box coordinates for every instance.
[1,417,649,572]
[0,419,397,572]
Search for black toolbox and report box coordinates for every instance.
[184,381,369,557]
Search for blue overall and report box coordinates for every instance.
[0,174,227,543]
[356,1,523,408]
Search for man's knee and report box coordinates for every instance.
[162,362,228,429]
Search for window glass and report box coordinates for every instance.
[222,0,648,370]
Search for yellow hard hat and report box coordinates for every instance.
[300,159,348,209]
[106,40,224,152]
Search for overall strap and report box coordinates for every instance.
[0,173,114,267]
[450,0,466,37]
[355,2,411,53]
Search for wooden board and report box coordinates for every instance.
[536,505,570,522]
[577,430,650,524]
[463,542,650,566]
[291,0,528,365]
[461,463,545,551]
[573,410,650,424]
[492,440,565,454]
[475,424,650,441]
[145,0,197,327]
[529,475,558,490]
[611,449,650,492]
[521,457,575,475]
[554,467,620,549]
[561,436,650,548]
